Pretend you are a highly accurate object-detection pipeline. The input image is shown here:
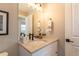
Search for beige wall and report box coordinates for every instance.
[50,4,65,55]
[0,4,18,56]
[33,4,65,55]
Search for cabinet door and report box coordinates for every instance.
[33,41,58,56]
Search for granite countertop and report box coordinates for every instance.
[18,36,58,53]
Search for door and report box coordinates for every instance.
[65,4,79,56]
[18,15,32,40]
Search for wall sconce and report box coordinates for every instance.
[37,20,41,34]
[47,18,54,33]
[37,20,41,28]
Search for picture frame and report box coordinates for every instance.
[0,10,9,35]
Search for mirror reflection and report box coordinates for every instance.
[18,3,54,41]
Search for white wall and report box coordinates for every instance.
[0,4,18,56]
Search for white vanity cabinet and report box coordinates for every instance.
[19,41,58,56]
[33,41,58,56]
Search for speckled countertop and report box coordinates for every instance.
[18,36,58,53]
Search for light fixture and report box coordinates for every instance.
[27,3,43,12]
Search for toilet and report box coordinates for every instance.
[0,52,8,56]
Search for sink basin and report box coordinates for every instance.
[23,39,46,52]
[24,40,46,47]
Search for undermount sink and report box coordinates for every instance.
[24,39,46,46]
[23,39,46,52]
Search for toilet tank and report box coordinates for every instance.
[0,52,8,56]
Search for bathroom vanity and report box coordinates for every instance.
[18,37,58,56]
[18,4,58,56]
